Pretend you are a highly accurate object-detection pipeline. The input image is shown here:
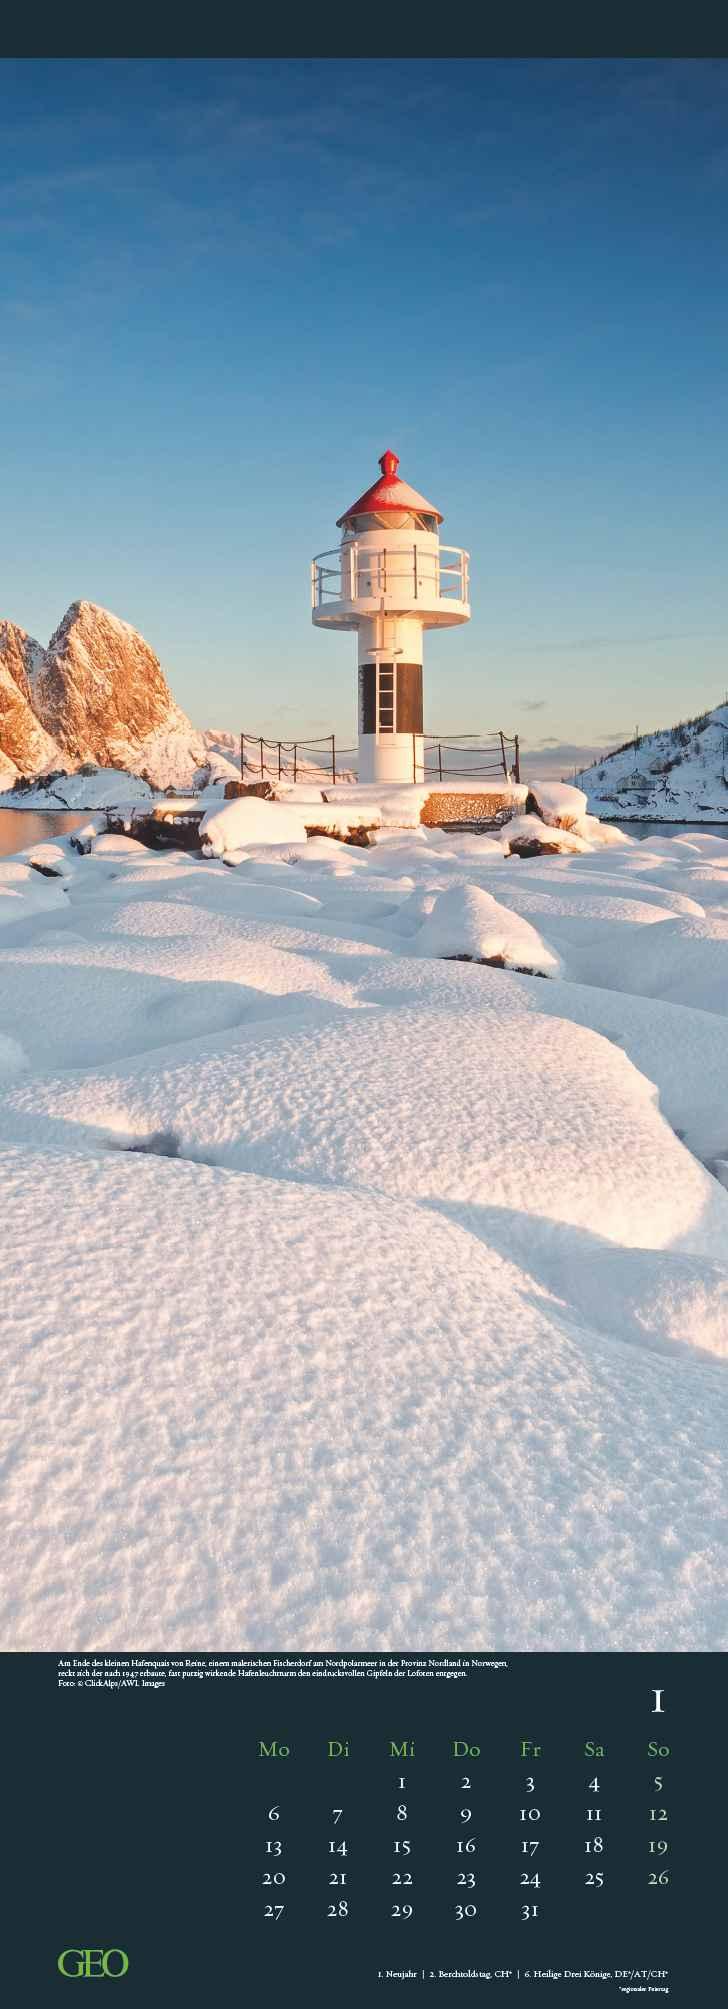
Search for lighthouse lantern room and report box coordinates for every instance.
[311,450,470,784]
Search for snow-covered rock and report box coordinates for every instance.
[413,881,561,974]
[21,842,73,878]
[70,817,107,853]
[289,797,382,835]
[504,812,591,856]
[572,814,633,847]
[529,779,587,828]
[199,796,309,857]
[90,832,150,857]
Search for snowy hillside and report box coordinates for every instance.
[577,704,728,821]
[1,810,728,1652]
[202,727,241,765]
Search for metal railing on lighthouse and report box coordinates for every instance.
[311,543,470,609]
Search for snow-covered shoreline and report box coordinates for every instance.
[598,813,728,826]
[578,703,728,822]
[2,807,728,1653]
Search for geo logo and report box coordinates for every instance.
[57,1949,129,1978]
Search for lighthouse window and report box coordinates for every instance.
[352,511,413,532]
[378,665,394,733]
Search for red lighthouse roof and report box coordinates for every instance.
[336,450,443,528]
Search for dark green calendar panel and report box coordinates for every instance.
[3,1653,720,2004]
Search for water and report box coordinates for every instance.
[0,808,87,857]
[611,820,728,841]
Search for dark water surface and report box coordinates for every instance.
[612,820,728,842]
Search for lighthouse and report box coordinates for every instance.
[311,450,470,784]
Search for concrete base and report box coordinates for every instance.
[358,734,424,786]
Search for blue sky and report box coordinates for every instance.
[2,56,727,777]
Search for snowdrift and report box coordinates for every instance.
[1,817,728,1651]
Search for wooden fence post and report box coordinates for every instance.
[332,734,336,786]
[514,735,520,784]
[240,733,244,780]
[260,737,264,780]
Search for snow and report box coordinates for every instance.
[578,704,728,822]
[412,882,561,973]
[0,1032,26,1076]
[126,700,211,792]
[573,813,633,847]
[193,751,241,789]
[70,817,107,852]
[0,766,155,810]
[503,812,591,855]
[0,856,68,928]
[19,842,74,877]
[529,779,587,826]
[199,796,310,856]
[1,817,728,1651]
[281,797,383,833]
[278,779,527,827]
[90,832,150,857]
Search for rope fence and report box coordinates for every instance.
[423,734,520,784]
[240,732,520,787]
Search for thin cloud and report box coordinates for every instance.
[525,736,627,758]
[520,737,624,779]
[519,698,546,711]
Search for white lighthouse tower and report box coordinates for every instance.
[311,450,470,784]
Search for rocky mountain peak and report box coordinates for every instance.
[0,621,62,776]
[33,601,178,766]
[0,599,212,791]
[0,619,48,702]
